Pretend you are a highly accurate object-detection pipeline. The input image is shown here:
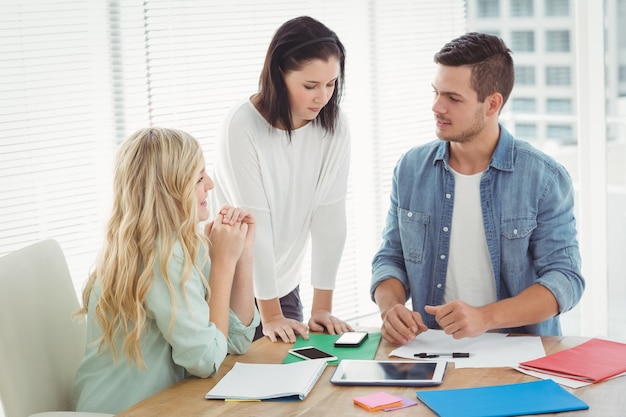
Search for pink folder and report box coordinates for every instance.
[519,338,626,383]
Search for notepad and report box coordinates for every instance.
[353,391,403,411]
[205,359,327,401]
[415,379,588,417]
[519,337,626,383]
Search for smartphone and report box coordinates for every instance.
[334,331,369,348]
[288,346,337,361]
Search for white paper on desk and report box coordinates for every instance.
[515,367,626,389]
[389,329,545,368]
[514,367,592,388]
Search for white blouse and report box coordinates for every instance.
[211,99,351,300]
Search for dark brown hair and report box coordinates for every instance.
[256,16,346,138]
[434,32,514,107]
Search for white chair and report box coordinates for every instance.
[0,239,112,417]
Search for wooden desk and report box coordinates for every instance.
[116,335,626,416]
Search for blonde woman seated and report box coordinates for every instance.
[74,127,259,414]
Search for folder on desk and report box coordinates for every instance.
[519,337,626,383]
[416,379,588,417]
[282,332,382,365]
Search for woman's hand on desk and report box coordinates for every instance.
[308,310,353,334]
[262,316,309,343]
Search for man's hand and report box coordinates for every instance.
[380,304,428,345]
[425,300,489,339]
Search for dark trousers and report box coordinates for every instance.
[253,286,304,341]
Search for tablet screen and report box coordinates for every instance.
[330,360,447,386]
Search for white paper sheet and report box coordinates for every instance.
[388,329,545,368]
[514,367,626,389]
[514,367,592,388]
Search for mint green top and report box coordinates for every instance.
[74,243,259,414]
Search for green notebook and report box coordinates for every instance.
[283,332,382,365]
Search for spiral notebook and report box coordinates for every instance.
[205,358,327,401]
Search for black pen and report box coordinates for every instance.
[414,352,470,358]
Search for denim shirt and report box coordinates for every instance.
[371,126,584,336]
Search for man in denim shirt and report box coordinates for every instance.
[371,33,584,345]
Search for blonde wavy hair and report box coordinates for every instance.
[78,127,209,369]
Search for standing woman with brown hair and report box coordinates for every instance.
[212,16,353,343]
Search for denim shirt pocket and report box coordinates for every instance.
[500,217,537,275]
[397,208,429,264]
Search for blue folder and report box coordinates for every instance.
[416,379,588,417]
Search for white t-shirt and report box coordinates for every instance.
[444,167,496,307]
[211,99,351,300]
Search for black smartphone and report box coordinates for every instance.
[334,331,369,348]
[288,346,337,361]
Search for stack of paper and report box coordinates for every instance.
[416,379,588,417]
[389,329,545,368]
[519,337,626,383]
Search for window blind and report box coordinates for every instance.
[0,1,113,295]
[1,0,465,327]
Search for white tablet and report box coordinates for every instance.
[330,359,447,386]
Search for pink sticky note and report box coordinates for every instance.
[353,391,403,411]
[383,396,419,411]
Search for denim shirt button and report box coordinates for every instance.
[440,255,445,260]
[445,193,451,199]
[407,212,413,218]
[443,226,449,232]
[513,229,518,235]
[436,283,442,289]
